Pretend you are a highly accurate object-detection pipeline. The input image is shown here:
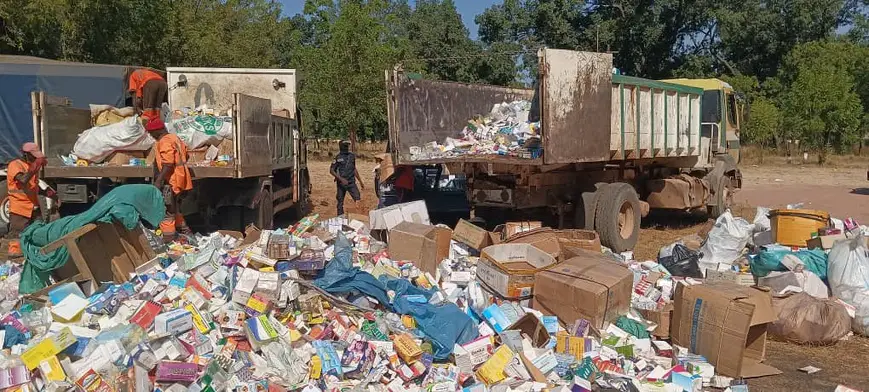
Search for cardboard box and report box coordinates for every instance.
[369,200,430,230]
[671,282,781,378]
[453,219,493,251]
[505,314,550,348]
[806,234,846,250]
[504,228,562,260]
[503,221,542,239]
[532,250,632,328]
[637,304,673,339]
[477,244,558,300]
[705,270,755,287]
[388,222,451,276]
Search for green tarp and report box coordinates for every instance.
[19,184,165,294]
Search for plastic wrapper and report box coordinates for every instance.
[753,206,771,233]
[827,234,869,335]
[165,115,233,149]
[657,244,703,278]
[72,115,153,163]
[699,211,754,271]
[770,293,851,344]
[759,270,829,299]
[750,246,828,282]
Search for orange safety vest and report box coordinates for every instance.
[128,69,164,98]
[156,134,193,194]
[6,159,39,218]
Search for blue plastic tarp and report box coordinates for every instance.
[314,233,479,359]
[0,57,128,163]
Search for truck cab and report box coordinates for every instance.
[661,79,743,163]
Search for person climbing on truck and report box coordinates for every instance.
[330,140,365,215]
[4,143,53,258]
[146,118,193,243]
[128,68,168,121]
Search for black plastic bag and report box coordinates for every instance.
[658,244,704,278]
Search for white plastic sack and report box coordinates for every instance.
[72,115,153,163]
[827,234,869,335]
[699,210,754,272]
[166,115,233,149]
[753,206,771,232]
[759,270,829,299]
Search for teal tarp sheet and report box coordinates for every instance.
[19,184,165,294]
[750,246,829,283]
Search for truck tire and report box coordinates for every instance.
[0,181,9,235]
[256,188,274,230]
[708,174,733,218]
[594,183,641,253]
[294,169,311,219]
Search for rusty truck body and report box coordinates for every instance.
[386,49,742,251]
[34,67,310,230]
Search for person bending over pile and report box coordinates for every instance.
[146,118,193,243]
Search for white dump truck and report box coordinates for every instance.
[386,49,743,251]
[34,67,310,230]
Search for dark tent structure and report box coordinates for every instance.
[0,56,133,163]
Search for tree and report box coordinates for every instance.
[294,0,400,145]
[780,41,863,163]
[743,98,781,162]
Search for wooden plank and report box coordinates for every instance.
[44,166,153,178]
[40,223,98,254]
[189,166,235,178]
[65,239,94,281]
[273,187,293,200]
[274,199,296,214]
[93,224,136,282]
[114,222,153,268]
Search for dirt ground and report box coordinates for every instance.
[307,159,869,390]
[1,159,866,390]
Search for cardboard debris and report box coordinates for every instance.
[369,200,430,230]
[533,250,632,328]
[477,243,557,300]
[452,219,495,251]
[387,222,451,276]
[0,196,811,391]
[672,282,781,378]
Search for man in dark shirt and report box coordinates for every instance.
[330,140,365,215]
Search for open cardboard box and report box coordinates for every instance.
[477,243,558,300]
[672,282,781,378]
[387,222,451,276]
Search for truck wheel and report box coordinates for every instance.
[0,181,9,235]
[594,183,641,253]
[256,188,274,230]
[708,174,733,218]
[294,169,311,219]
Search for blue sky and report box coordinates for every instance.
[278,0,500,39]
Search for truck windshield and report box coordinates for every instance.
[701,90,720,123]
[727,93,738,126]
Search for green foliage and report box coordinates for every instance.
[293,0,399,142]
[779,41,864,162]
[743,98,781,148]
[1,0,868,146]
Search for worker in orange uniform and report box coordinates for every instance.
[5,143,52,257]
[128,68,168,121]
[145,118,193,243]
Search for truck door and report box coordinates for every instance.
[234,93,272,178]
[538,48,613,164]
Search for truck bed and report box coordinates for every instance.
[387,49,705,166]
[33,92,296,180]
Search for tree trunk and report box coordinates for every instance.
[349,123,358,153]
[759,142,764,164]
